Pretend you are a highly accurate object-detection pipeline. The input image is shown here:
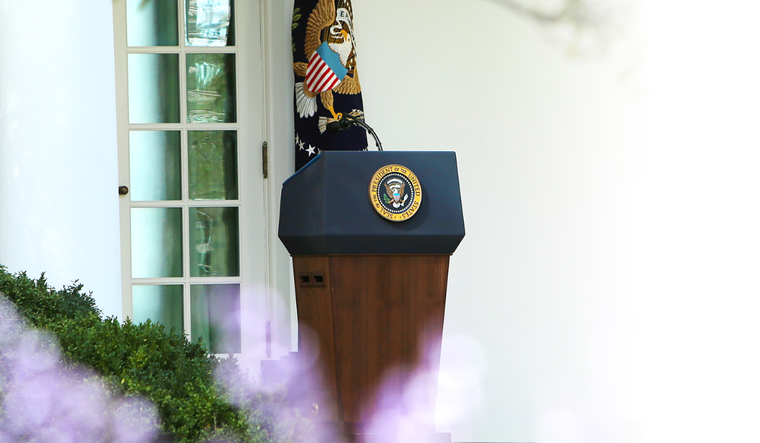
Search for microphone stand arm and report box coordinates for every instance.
[349,117,383,152]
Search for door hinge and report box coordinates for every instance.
[262,141,268,179]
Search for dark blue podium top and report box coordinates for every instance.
[278,151,465,255]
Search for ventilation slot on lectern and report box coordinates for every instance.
[298,273,326,287]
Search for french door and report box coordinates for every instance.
[113,0,268,357]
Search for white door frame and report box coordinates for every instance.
[113,0,271,368]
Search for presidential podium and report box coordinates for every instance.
[277,151,465,443]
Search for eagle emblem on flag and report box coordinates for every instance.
[292,0,366,170]
[294,0,361,120]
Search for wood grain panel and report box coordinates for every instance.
[328,255,449,426]
[292,254,450,436]
[292,256,341,422]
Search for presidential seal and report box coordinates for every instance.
[369,164,422,222]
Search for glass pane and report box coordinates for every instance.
[191,284,240,353]
[131,208,183,278]
[127,0,179,46]
[132,285,183,333]
[186,54,236,123]
[188,131,238,200]
[185,0,233,47]
[129,54,180,124]
[130,131,181,201]
[189,207,239,277]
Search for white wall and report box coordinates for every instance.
[0,0,122,316]
[350,1,643,441]
[351,1,760,442]
[631,2,760,442]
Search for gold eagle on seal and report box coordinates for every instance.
[293,0,361,123]
[384,178,408,208]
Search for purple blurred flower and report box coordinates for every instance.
[0,296,158,443]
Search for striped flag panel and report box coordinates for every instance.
[306,51,342,92]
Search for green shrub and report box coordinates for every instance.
[0,265,304,443]
[0,267,99,326]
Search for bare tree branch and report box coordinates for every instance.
[492,0,632,57]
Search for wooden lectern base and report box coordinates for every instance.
[347,433,451,443]
[291,254,451,441]
[318,423,452,443]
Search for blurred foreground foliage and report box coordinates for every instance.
[0,265,311,443]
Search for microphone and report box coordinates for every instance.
[326,116,353,133]
[323,111,383,151]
